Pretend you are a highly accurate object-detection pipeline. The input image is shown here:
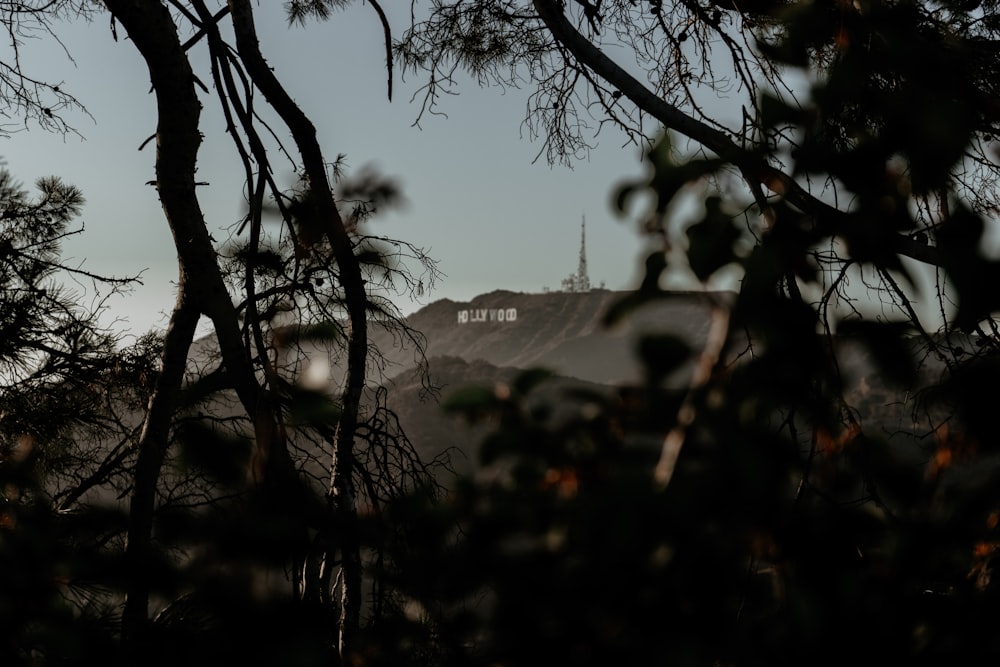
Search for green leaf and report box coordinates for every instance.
[512,367,555,397]
[176,422,253,487]
[685,196,742,282]
[612,179,643,216]
[639,251,668,292]
[443,385,503,421]
[603,290,653,326]
[290,321,344,344]
[835,319,918,387]
[284,387,342,426]
[637,334,691,384]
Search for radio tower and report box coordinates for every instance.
[558,215,593,292]
[576,215,591,291]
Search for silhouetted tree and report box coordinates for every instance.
[0,168,143,665]
[3,2,438,664]
[93,1,443,661]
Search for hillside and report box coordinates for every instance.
[366,290,962,477]
[355,289,727,474]
[369,288,729,387]
[189,288,952,477]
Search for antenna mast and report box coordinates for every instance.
[576,215,591,292]
[559,215,593,292]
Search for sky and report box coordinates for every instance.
[0,3,669,341]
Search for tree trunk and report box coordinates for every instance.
[227,0,370,655]
[101,0,274,654]
[104,1,369,658]
[120,295,198,652]
[530,0,940,266]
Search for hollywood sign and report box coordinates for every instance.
[457,308,518,324]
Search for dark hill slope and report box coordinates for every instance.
[190,289,954,477]
[369,291,968,480]
[377,355,622,476]
[364,290,727,475]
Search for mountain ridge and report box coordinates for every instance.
[370,288,733,387]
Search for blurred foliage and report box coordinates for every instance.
[0,170,131,664]
[362,0,1000,664]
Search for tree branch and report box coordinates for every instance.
[531,0,945,268]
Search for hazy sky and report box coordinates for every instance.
[0,3,671,340]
